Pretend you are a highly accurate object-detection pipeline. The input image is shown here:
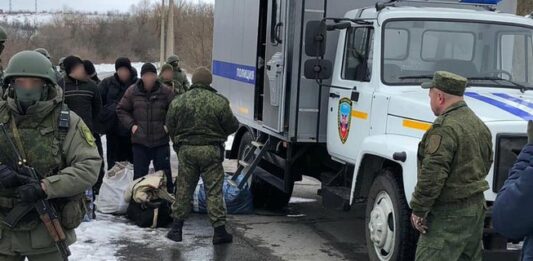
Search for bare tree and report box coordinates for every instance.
[0,1,214,70]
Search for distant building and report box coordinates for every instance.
[0,9,4,14]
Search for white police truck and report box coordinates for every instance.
[212,0,529,260]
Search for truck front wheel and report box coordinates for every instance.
[365,170,416,261]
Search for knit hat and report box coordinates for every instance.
[63,55,84,75]
[140,63,157,76]
[161,63,173,73]
[115,57,132,71]
[83,60,97,77]
[192,67,212,86]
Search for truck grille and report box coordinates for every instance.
[493,134,527,193]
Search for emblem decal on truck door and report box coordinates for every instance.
[338,98,352,144]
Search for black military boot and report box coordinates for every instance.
[166,220,184,242]
[212,225,233,245]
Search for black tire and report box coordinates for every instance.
[365,170,417,261]
[238,131,293,210]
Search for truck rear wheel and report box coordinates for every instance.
[365,170,416,261]
[238,131,293,210]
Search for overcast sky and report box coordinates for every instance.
[0,0,214,13]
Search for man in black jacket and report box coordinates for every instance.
[63,55,102,134]
[62,55,103,215]
[98,57,138,172]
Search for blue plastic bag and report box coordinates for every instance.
[193,174,254,214]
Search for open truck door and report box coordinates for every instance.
[262,0,288,132]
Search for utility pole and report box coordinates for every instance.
[9,0,12,13]
[166,0,175,58]
[35,0,37,13]
[160,0,176,65]
[160,0,166,65]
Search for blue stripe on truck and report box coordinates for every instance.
[492,93,533,110]
[212,60,256,85]
[465,92,533,120]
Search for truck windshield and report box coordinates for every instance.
[382,20,533,88]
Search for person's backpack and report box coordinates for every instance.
[126,199,172,228]
[124,171,175,228]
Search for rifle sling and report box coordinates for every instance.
[9,115,27,162]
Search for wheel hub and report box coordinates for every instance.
[368,191,396,260]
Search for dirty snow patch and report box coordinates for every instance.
[71,214,173,261]
[289,197,317,204]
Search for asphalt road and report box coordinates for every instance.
[90,134,368,261]
[109,176,368,261]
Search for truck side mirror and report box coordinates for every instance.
[305,20,327,57]
[304,59,332,80]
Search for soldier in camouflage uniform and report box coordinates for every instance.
[0,26,7,98]
[159,63,186,95]
[165,67,239,245]
[166,55,190,92]
[0,51,101,260]
[411,71,493,261]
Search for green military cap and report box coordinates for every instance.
[166,55,180,64]
[421,71,467,96]
[161,63,173,72]
[34,48,51,60]
[192,67,212,85]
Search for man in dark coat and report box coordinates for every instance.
[98,57,138,171]
[117,63,175,190]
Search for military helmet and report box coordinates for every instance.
[34,48,51,60]
[0,25,7,42]
[166,55,180,64]
[4,51,57,84]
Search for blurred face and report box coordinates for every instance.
[14,77,44,91]
[162,70,173,81]
[117,67,131,82]
[13,77,45,110]
[142,72,157,91]
[170,61,179,68]
[429,87,445,116]
[70,64,87,80]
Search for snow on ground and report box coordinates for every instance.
[71,214,173,261]
[0,13,55,25]
[0,13,111,26]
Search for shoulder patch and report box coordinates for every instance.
[78,121,96,147]
[425,135,442,154]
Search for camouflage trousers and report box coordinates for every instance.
[172,145,226,227]
[415,193,485,261]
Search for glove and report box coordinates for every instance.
[16,182,46,203]
[527,120,533,144]
[0,165,29,189]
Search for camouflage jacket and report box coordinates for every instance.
[172,66,190,91]
[410,101,493,217]
[0,86,101,203]
[166,83,239,149]
[159,77,187,96]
